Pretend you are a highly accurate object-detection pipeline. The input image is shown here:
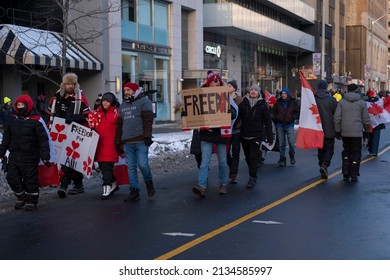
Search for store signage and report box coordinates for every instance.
[131,42,157,52]
[204,45,221,58]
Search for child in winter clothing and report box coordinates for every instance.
[0,95,50,211]
[88,92,120,199]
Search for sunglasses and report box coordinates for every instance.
[213,79,220,83]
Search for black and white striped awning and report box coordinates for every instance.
[0,24,102,71]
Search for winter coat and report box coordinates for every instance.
[273,96,300,127]
[334,91,371,137]
[0,95,50,164]
[48,91,90,126]
[315,89,338,138]
[198,128,229,144]
[238,96,273,142]
[93,105,119,163]
[117,92,154,143]
[0,104,15,129]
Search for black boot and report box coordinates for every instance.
[278,156,286,167]
[124,187,140,202]
[14,192,27,210]
[145,180,155,197]
[289,154,296,165]
[58,176,71,198]
[319,165,328,179]
[25,194,38,211]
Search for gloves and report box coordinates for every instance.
[335,132,341,140]
[43,161,52,168]
[115,144,124,155]
[363,131,370,139]
[181,111,187,117]
[65,117,73,124]
[144,137,154,147]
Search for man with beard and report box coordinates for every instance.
[47,73,91,198]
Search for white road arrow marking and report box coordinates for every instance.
[162,232,196,237]
[252,220,283,225]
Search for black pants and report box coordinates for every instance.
[227,133,241,176]
[241,138,260,178]
[318,137,335,167]
[61,165,83,188]
[98,162,116,186]
[341,137,362,177]
[6,160,39,203]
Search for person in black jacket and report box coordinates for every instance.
[0,95,50,211]
[238,84,273,188]
[47,72,91,198]
[315,80,338,179]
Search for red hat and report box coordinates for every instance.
[123,82,139,92]
[205,73,224,87]
[367,90,375,97]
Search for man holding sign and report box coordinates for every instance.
[48,73,91,198]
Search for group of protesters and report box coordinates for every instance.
[0,72,155,211]
[0,70,386,209]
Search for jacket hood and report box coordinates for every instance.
[316,88,330,99]
[14,95,34,115]
[343,92,362,102]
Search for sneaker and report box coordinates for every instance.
[24,203,37,211]
[68,187,85,195]
[319,166,328,179]
[343,174,350,182]
[124,187,140,202]
[192,186,206,198]
[14,200,26,210]
[57,188,67,198]
[218,184,227,194]
[246,177,257,188]
[230,174,237,184]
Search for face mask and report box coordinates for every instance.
[17,106,28,115]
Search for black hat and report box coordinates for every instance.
[227,80,238,91]
[317,80,328,90]
[347,83,358,92]
[101,92,116,105]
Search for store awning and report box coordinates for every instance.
[0,24,102,71]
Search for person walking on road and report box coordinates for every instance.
[238,84,273,188]
[226,80,243,184]
[117,82,155,202]
[192,72,230,197]
[334,83,371,182]
[48,72,91,198]
[315,80,338,179]
[273,87,300,167]
[0,97,15,132]
[88,92,120,200]
[0,95,50,211]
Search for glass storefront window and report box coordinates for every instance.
[154,1,168,45]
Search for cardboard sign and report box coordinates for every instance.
[49,117,69,163]
[181,86,231,129]
[51,119,99,178]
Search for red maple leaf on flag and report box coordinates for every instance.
[309,104,321,124]
[368,103,383,116]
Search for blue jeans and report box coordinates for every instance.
[123,142,153,189]
[277,126,295,157]
[197,141,228,188]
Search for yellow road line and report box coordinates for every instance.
[155,146,390,260]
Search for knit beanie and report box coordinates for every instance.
[250,84,261,94]
[123,82,139,92]
[205,73,224,87]
[227,80,238,91]
[3,97,11,104]
[317,80,328,90]
[367,90,376,97]
[347,83,358,92]
[101,92,116,105]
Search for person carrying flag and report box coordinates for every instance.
[315,80,337,179]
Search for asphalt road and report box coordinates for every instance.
[1,128,390,260]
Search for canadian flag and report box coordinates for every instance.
[296,71,324,149]
[366,96,390,130]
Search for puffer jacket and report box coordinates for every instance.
[334,91,371,137]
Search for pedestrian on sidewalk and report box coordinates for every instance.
[0,95,50,211]
[226,80,243,184]
[88,92,120,200]
[192,72,230,197]
[48,72,91,198]
[117,82,155,202]
[334,83,371,182]
[273,87,300,166]
[315,80,338,179]
[238,84,273,188]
